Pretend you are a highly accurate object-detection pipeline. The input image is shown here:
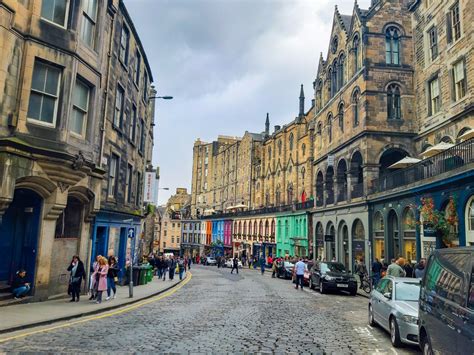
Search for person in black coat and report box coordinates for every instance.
[67,255,85,302]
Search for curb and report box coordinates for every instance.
[0,274,189,335]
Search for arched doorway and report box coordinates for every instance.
[465,195,474,246]
[352,219,365,267]
[373,211,385,261]
[0,189,42,288]
[379,148,408,181]
[402,207,416,262]
[338,221,350,269]
[387,209,400,259]
[315,222,324,260]
[325,222,336,261]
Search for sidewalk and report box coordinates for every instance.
[0,274,187,334]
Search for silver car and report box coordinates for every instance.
[368,276,421,347]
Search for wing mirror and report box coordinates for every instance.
[383,292,392,300]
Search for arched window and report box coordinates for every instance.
[316,80,323,111]
[338,102,344,132]
[253,221,257,235]
[259,221,263,236]
[238,221,242,234]
[332,60,338,96]
[317,122,322,135]
[243,221,247,235]
[265,220,269,236]
[352,90,360,126]
[302,143,306,157]
[387,84,401,120]
[271,220,275,236]
[327,68,332,98]
[353,35,360,73]
[268,146,272,159]
[385,27,400,65]
[278,140,282,155]
[301,167,306,180]
[338,54,345,89]
[289,133,294,150]
[327,114,333,143]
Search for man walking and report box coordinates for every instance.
[294,258,305,290]
[187,257,192,270]
[414,258,426,278]
[230,255,239,274]
[259,254,266,275]
[371,258,383,287]
[168,256,176,281]
[387,257,406,277]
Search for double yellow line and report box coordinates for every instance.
[0,272,192,344]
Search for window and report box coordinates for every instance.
[452,60,466,101]
[70,79,90,137]
[134,51,141,85]
[428,26,438,61]
[136,171,142,205]
[331,60,338,96]
[143,71,148,102]
[385,27,400,65]
[316,81,323,111]
[447,2,461,43]
[317,122,322,135]
[41,0,69,27]
[130,105,137,142]
[268,146,272,160]
[80,0,98,47]
[352,90,360,126]
[119,25,130,65]
[163,242,166,248]
[302,144,306,157]
[27,61,61,126]
[177,237,180,243]
[164,230,167,236]
[289,133,294,150]
[338,103,344,132]
[327,114,333,143]
[387,84,401,120]
[108,154,119,198]
[352,35,360,73]
[126,164,133,203]
[113,85,124,129]
[338,55,345,89]
[139,118,145,153]
[278,140,282,155]
[428,77,440,115]
[171,237,174,243]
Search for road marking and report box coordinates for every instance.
[0,273,192,344]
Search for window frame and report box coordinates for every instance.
[70,78,91,138]
[119,24,130,66]
[27,60,62,128]
[108,153,120,199]
[40,0,70,29]
[427,26,438,61]
[387,84,402,120]
[428,75,441,116]
[113,84,125,130]
[450,2,461,42]
[385,27,401,65]
[80,0,98,48]
[134,50,141,86]
[452,59,467,101]
[126,163,133,204]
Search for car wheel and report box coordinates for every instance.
[309,278,313,290]
[368,304,376,326]
[319,281,326,294]
[421,334,433,355]
[390,317,402,348]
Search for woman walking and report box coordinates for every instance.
[106,256,119,300]
[67,255,85,302]
[95,257,109,304]
[89,255,101,300]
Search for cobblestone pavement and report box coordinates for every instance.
[0,266,420,354]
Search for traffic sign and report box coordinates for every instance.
[128,228,135,239]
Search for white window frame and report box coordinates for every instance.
[27,61,62,128]
[466,195,474,246]
[428,77,440,115]
[113,85,124,129]
[450,2,461,42]
[119,25,130,65]
[108,154,119,198]
[453,60,466,101]
[40,0,70,28]
[80,0,98,48]
[70,79,90,138]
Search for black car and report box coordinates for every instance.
[418,247,473,355]
[276,261,294,279]
[309,262,357,296]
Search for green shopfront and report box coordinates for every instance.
[276,213,309,258]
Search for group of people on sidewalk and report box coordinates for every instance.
[147,254,190,281]
[369,256,427,287]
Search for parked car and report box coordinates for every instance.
[224,259,242,268]
[418,247,473,355]
[309,262,357,295]
[205,257,217,266]
[368,276,421,347]
[276,261,294,279]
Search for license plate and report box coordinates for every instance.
[337,284,348,288]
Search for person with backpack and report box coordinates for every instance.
[168,256,176,281]
[178,257,185,280]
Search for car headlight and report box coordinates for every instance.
[401,315,418,324]
[324,275,335,281]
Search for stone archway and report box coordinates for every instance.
[387,209,400,259]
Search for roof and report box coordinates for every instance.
[340,15,352,31]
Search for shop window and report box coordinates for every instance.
[55,197,82,238]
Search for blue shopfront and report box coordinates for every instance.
[370,169,474,263]
[91,211,141,281]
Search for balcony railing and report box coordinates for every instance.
[371,137,474,194]
[295,199,315,210]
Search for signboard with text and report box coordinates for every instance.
[144,172,156,203]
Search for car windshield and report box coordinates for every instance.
[321,263,346,273]
[395,282,420,301]
[284,262,294,268]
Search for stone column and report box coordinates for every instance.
[346,174,353,200]
[363,163,380,195]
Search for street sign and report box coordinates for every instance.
[128,228,135,239]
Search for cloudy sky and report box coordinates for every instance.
[124,0,371,204]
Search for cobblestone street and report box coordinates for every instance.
[0,266,420,354]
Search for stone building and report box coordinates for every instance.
[166,187,191,217]
[0,0,155,300]
[311,0,416,270]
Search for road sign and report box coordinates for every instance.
[128,228,135,239]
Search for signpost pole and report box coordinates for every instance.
[124,219,135,298]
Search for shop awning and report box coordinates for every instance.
[421,142,454,158]
[388,156,421,169]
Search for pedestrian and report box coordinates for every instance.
[11,269,31,299]
[67,255,85,302]
[414,258,426,278]
[355,259,368,289]
[371,257,383,287]
[259,254,266,275]
[155,256,163,279]
[331,256,337,262]
[162,257,169,281]
[386,257,406,277]
[272,258,278,278]
[230,255,239,274]
[169,256,176,281]
[95,257,109,304]
[89,255,101,300]
[248,255,253,269]
[187,256,192,270]
[404,259,414,278]
[106,256,119,300]
[267,255,273,268]
[294,258,305,290]
[178,257,185,280]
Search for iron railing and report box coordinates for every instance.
[371,137,474,194]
